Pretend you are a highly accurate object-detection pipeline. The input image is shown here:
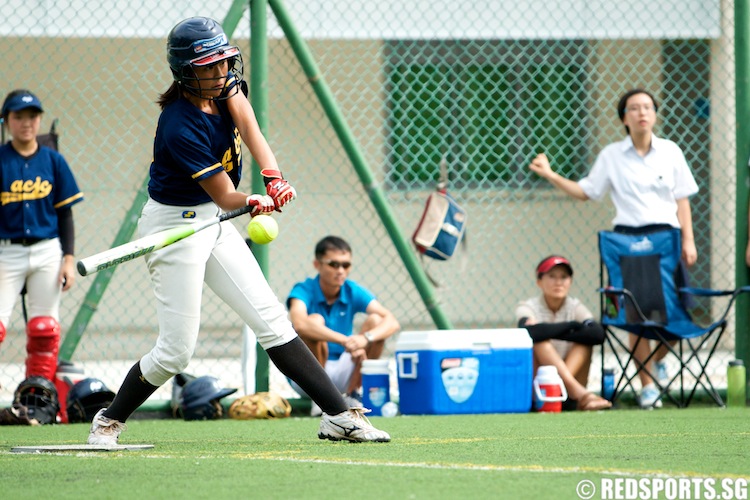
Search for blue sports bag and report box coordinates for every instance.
[412,189,467,261]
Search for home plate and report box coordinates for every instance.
[11,444,154,453]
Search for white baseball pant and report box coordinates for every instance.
[0,238,62,327]
[137,198,297,387]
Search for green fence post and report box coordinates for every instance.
[223,0,249,36]
[250,0,271,392]
[59,181,149,361]
[735,0,750,394]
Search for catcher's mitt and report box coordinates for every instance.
[229,392,292,420]
[0,403,40,426]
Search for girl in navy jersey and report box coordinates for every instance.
[0,89,83,393]
[88,17,389,444]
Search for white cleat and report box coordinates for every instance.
[318,407,391,443]
[88,408,127,445]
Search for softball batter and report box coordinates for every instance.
[0,89,83,388]
[88,17,389,443]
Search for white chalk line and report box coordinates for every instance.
[225,453,749,481]
[3,447,747,481]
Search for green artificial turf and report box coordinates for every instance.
[1,407,748,499]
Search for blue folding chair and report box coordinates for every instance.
[598,228,750,408]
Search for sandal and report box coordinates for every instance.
[578,392,612,411]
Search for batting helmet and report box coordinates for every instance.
[170,372,197,418]
[14,376,59,425]
[66,378,116,423]
[166,17,243,100]
[180,376,237,421]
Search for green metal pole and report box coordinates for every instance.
[735,0,750,395]
[250,1,270,272]
[250,0,271,392]
[268,0,453,330]
[59,181,149,361]
[62,10,250,361]
[223,0,249,36]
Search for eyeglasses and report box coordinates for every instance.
[320,259,352,270]
[626,105,654,113]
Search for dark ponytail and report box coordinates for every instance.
[156,82,183,110]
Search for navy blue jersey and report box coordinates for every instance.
[148,97,242,206]
[0,144,83,240]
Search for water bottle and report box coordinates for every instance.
[533,365,568,413]
[602,368,615,401]
[727,360,746,408]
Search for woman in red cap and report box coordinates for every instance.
[516,255,611,411]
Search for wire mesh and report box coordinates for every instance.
[0,0,739,404]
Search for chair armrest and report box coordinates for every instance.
[597,287,653,324]
[678,287,734,297]
[691,286,750,324]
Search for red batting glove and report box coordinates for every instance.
[266,178,297,210]
[261,169,297,210]
[246,195,275,216]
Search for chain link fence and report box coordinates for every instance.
[0,0,742,406]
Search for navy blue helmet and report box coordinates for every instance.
[67,378,116,423]
[180,376,237,421]
[166,17,243,100]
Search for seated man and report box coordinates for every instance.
[515,255,611,411]
[287,236,400,413]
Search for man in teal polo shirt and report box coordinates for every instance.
[287,236,400,413]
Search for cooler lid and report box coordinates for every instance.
[395,328,532,352]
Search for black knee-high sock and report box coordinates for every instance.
[266,337,347,415]
[103,362,159,422]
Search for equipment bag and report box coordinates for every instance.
[412,188,467,261]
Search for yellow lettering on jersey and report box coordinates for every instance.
[222,148,234,173]
[222,128,243,174]
[1,177,53,205]
[234,128,242,164]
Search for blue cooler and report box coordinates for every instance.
[395,329,532,415]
